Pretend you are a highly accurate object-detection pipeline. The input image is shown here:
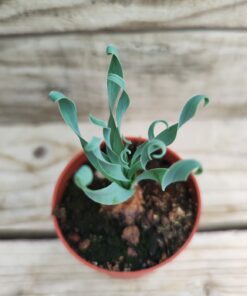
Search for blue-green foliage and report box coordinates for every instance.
[49,45,209,205]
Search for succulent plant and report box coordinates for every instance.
[49,45,209,205]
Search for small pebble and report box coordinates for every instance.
[161,217,170,225]
[169,206,185,221]
[147,259,154,267]
[106,262,113,270]
[157,238,164,248]
[68,233,80,243]
[127,247,138,257]
[161,252,167,261]
[147,209,159,225]
[121,225,140,246]
[147,209,154,223]
[78,239,91,251]
[153,213,160,222]
[153,195,166,208]
[112,262,120,271]
[169,211,176,221]
[177,206,185,216]
[141,217,151,230]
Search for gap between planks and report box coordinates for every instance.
[2,27,247,39]
[1,225,247,240]
[0,120,247,233]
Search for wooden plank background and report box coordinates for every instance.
[0,1,247,124]
[1,231,247,295]
[1,0,247,36]
[1,120,246,233]
[0,1,247,295]
[1,32,247,123]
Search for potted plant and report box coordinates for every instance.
[49,45,209,277]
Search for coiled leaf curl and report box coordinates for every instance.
[49,45,209,205]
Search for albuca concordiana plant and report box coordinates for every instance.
[49,45,209,206]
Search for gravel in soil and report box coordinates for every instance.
[55,150,197,271]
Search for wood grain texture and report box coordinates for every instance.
[0,32,247,124]
[1,231,247,295]
[0,120,246,232]
[1,0,247,35]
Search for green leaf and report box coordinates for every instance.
[108,112,124,154]
[161,159,202,190]
[49,91,84,143]
[129,140,166,178]
[106,44,127,155]
[103,127,125,166]
[49,46,209,206]
[107,79,120,111]
[135,159,202,192]
[120,145,131,166]
[96,156,129,182]
[106,45,123,77]
[116,91,130,129]
[130,142,147,165]
[156,95,209,146]
[179,95,209,128]
[103,127,112,149]
[106,45,124,111]
[49,91,130,184]
[122,136,132,145]
[84,137,102,152]
[156,123,178,146]
[140,139,166,169]
[108,73,125,91]
[135,168,167,184]
[128,161,143,179]
[148,120,169,140]
[89,114,107,128]
[74,165,94,187]
[74,165,134,205]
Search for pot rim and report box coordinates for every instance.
[52,137,201,278]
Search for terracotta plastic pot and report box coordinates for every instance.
[52,137,201,278]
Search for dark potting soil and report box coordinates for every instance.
[54,145,198,272]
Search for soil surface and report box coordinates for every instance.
[55,145,198,272]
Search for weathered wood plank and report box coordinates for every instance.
[1,0,247,36]
[0,32,247,124]
[1,231,247,295]
[0,120,246,232]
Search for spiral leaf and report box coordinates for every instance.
[49,45,209,205]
